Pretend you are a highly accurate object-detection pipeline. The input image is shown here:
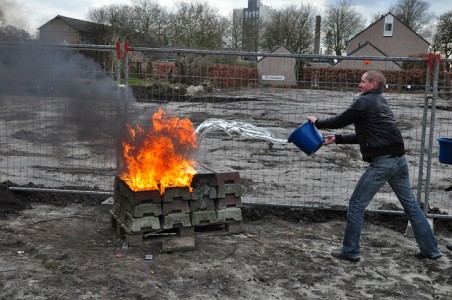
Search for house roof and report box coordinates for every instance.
[38,15,106,32]
[338,41,401,68]
[347,12,430,46]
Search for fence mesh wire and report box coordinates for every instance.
[1,43,451,216]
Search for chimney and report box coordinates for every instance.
[314,15,321,55]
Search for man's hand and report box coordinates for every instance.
[307,116,317,123]
[323,135,336,145]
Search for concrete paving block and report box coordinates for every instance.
[120,210,160,233]
[161,236,195,252]
[191,165,240,187]
[162,200,190,215]
[100,197,114,213]
[217,184,242,198]
[405,218,434,237]
[191,210,217,226]
[215,195,242,209]
[192,185,217,201]
[162,187,192,202]
[112,197,122,216]
[118,194,163,217]
[161,213,191,230]
[216,207,243,223]
[189,198,216,211]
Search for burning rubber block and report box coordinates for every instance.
[216,207,243,223]
[161,237,195,253]
[119,210,161,233]
[162,187,192,202]
[191,210,217,226]
[162,200,190,215]
[115,177,162,205]
[189,198,216,212]
[161,213,191,230]
[215,195,242,209]
[217,184,242,198]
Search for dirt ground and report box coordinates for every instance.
[1,182,452,300]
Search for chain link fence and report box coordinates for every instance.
[1,42,451,216]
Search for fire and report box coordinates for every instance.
[120,108,197,194]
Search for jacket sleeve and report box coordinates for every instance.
[314,97,367,130]
[335,133,359,144]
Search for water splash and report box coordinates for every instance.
[195,118,288,144]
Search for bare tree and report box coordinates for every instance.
[88,4,137,43]
[0,24,32,41]
[323,0,365,56]
[261,5,317,53]
[389,0,435,39]
[229,10,243,50]
[132,0,169,46]
[432,11,452,70]
[168,1,228,49]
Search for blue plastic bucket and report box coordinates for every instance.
[438,138,452,165]
[288,121,324,155]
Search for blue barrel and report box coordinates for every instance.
[438,138,452,165]
[288,121,324,156]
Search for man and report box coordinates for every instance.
[307,70,442,262]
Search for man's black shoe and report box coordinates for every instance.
[414,252,442,260]
[446,243,452,251]
[331,249,360,262]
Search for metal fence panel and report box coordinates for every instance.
[1,43,451,217]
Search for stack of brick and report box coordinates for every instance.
[110,165,243,246]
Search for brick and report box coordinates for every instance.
[126,234,144,246]
[216,207,243,223]
[162,187,192,202]
[214,195,242,209]
[189,198,216,211]
[217,184,242,198]
[162,200,190,215]
[225,221,242,233]
[190,211,217,226]
[161,236,195,252]
[161,213,191,230]
[116,176,161,205]
[120,210,160,233]
[178,226,195,237]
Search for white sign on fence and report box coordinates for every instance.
[262,75,285,81]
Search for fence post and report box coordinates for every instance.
[424,54,441,214]
[116,41,121,86]
[416,54,432,206]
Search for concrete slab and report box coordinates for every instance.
[161,236,195,253]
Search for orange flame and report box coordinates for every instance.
[120,108,197,194]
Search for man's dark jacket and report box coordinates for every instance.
[314,89,405,162]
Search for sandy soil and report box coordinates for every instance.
[1,183,452,300]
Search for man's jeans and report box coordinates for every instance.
[341,155,441,257]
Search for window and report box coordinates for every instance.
[383,15,394,37]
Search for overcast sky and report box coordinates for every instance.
[2,0,452,36]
